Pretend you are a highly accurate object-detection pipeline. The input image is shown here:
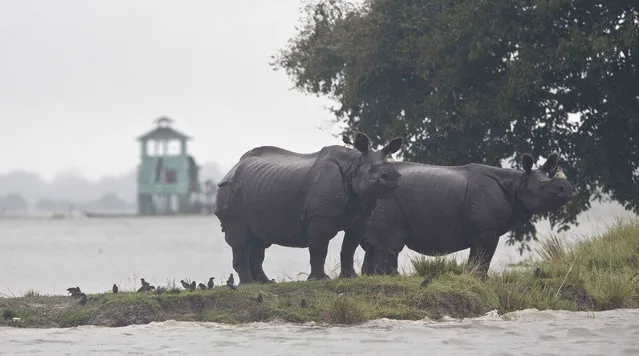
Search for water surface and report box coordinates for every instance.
[2,309,638,355]
[1,204,636,355]
[1,202,632,295]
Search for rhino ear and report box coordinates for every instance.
[381,137,403,156]
[353,132,370,153]
[521,153,534,172]
[540,152,559,173]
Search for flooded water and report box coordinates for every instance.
[1,202,634,296]
[2,309,639,355]
[0,202,637,355]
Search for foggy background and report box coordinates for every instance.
[0,0,348,213]
[0,0,636,301]
[0,0,631,221]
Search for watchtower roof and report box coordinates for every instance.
[136,116,192,141]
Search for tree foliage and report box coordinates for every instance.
[272,0,639,252]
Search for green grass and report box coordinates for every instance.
[412,218,639,314]
[1,218,638,328]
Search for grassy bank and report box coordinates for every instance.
[2,219,638,328]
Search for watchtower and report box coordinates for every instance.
[136,117,201,215]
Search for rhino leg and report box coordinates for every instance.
[361,248,374,275]
[232,246,253,285]
[468,233,499,280]
[338,228,361,278]
[366,247,399,276]
[248,241,273,284]
[307,217,338,281]
[377,250,399,275]
[359,240,376,275]
[360,227,403,276]
[224,223,254,285]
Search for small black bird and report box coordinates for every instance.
[534,267,542,278]
[420,274,434,288]
[190,281,196,291]
[69,288,86,305]
[198,283,207,290]
[207,277,215,290]
[66,287,81,295]
[67,287,86,301]
[257,292,263,305]
[137,281,156,293]
[112,284,119,294]
[180,280,191,289]
[342,135,352,146]
[226,274,237,291]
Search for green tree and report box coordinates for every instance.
[272,0,639,252]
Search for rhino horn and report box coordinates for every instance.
[553,166,567,180]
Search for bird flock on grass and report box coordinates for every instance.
[66,274,240,307]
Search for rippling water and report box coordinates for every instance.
[2,309,639,355]
[1,206,637,355]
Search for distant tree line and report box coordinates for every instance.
[0,193,28,211]
[0,192,134,213]
[272,0,639,252]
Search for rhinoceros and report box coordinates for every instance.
[355,152,573,279]
[214,132,403,284]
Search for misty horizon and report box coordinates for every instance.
[0,159,226,210]
[1,158,231,184]
[0,1,345,182]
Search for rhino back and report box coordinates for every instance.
[239,152,317,201]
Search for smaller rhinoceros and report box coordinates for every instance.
[214,132,403,285]
[357,152,573,279]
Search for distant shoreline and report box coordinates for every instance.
[1,220,638,328]
[0,211,215,220]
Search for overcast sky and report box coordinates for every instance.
[0,0,348,181]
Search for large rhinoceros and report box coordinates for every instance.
[355,152,573,279]
[214,132,403,284]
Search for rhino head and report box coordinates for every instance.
[346,132,403,201]
[516,152,573,214]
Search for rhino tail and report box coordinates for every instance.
[214,181,234,219]
[214,160,248,223]
[217,162,240,187]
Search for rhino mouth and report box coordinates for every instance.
[379,181,400,195]
[553,193,572,206]
[386,180,400,190]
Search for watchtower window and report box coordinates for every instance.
[165,169,177,184]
